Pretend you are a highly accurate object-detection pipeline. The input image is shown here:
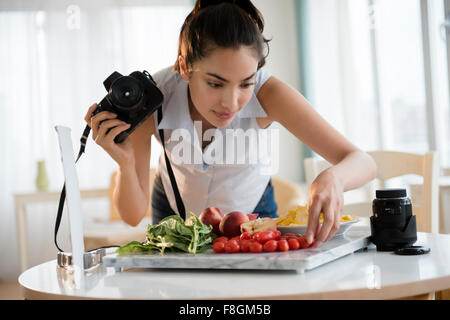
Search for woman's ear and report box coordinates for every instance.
[178,56,190,82]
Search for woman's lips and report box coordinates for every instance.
[213,111,235,120]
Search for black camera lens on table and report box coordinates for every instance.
[92,70,163,143]
[370,188,419,252]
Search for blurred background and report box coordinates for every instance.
[0,0,449,284]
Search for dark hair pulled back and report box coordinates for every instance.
[174,0,271,73]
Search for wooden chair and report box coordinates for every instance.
[303,151,440,233]
[272,176,307,217]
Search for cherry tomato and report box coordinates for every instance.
[288,238,300,250]
[230,236,241,242]
[240,239,251,252]
[284,233,296,238]
[296,235,309,249]
[213,236,228,244]
[254,231,277,244]
[249,241,263,253]
[277,239,289,252]
[295,234,314,247]
[240,232,252,241]
[213,241,226,253]
[274,230,281,240]
[224,239,240,253]
[263,240,278,252]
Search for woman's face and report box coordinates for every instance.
[180,46,259,128]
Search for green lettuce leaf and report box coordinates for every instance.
[116,211,217,255]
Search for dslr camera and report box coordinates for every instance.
[92,70,163,143]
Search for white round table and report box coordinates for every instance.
[19,230,450,300]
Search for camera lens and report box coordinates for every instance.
[109,76,143,111]
[372,188,411,227]
[370,188,417,251]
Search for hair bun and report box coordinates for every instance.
[198,0,237,10]
[193,0,264,32]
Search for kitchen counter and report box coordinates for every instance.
[18,227,450,300]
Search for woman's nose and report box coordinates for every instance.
[221,89,239,111]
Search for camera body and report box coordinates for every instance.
[370,188,417,251]
[92,70,163,143]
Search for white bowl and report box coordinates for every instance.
[277,219,359,237]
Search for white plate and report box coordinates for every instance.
[277,219,359,237]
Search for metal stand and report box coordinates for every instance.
[57,248,106,271]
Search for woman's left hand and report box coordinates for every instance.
[305,168,344,247]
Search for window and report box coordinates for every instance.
[429,0,450,167]
[302,0,450,168]
[374,0,428,153]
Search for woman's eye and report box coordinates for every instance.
[241,83,255,89]
[208,82,222,88]
[207,82,254,89]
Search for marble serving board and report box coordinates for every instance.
[102,227,371,272]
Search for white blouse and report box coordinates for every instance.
[152,66,277,217]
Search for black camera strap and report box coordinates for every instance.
[54,125,91,252]
[157,107,186,220]
[55,125,120,252]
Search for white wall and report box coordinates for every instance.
[254,0,304,183]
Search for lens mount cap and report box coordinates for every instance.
[376,188,407,199]
[394,246,430,255]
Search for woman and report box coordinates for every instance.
[84,0,377,247]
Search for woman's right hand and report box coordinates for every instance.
[84,103,135,167]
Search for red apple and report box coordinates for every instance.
[199,207,224,234]
[247,213,259,221]
[219,211,250,238]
